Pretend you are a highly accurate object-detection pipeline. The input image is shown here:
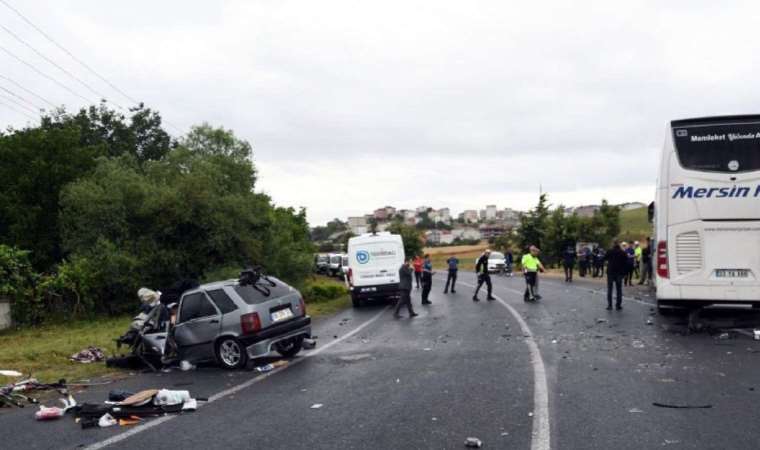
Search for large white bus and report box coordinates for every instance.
[655,115,760,311]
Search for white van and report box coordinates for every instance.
[347,232,405,307]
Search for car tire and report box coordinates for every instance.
[275,337,304,358]
[352,293,361,308]
[215,337,248,370]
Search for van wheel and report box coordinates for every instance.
[216,337,248,370]
[275,337,303,358]
[352,294,361,308]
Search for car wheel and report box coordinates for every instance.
[215,337,248,370]
[275,337,304,358]
[352,293,361,308]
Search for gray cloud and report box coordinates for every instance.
[2,1,758,224]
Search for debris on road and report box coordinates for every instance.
[628,408,644,413]
[652,402,712,409]
[464,437,483,448]
[717,332,731,340]
[632,340,645,349]
[310,403,323,409]
[70,347,105,364]
[303,338,317,349]
[35,395,76,421]
[98,413,117,428]
[255,360,289,372]
[754,330,760,341]
[646,318,654,325]
[0,370,22,377]
[180,360,196,371]
[596,318,608,324]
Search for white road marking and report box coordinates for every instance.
[83,306,390,450]
[459,280,552,450]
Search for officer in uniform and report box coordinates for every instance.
[522,245,545,302]
[473,249,496,301]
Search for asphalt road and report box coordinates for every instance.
[4,272,760,449]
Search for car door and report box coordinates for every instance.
[174,291,222,361]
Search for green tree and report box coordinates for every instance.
[517,193,550,252]
[387,223,423,258]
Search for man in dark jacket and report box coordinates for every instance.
[444,255,459,294]
[473,250,495,301]
[421,254,434,305]
[605,241,628,310]
[394,257,418,318]
[562,245,576,282]
[638,237,653,286]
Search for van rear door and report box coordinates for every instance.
[352,241,402,287]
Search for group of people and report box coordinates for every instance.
[394,246,546,318]
[562,239,653,287]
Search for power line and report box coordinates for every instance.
[0,23,123,109]
[0,43,93,104]
[0,73,58,108]
[0,91,39,114]
[0,98,37,121]
[0,84,44,110]
[0,0,139,105]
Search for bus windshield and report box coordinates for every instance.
[673,120,760,173]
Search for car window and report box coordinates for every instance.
[234,280,292,305]
[180,292,218,322]
[207,289,238,314]
[490,252,504,260]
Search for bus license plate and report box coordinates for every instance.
[271,308,294,322]
[715,269,749,278]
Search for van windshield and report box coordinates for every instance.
[673,120,760,173]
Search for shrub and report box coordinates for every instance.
[302,278,348,303]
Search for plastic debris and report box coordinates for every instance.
[98,413,117,428]
[35,405,64,420]
[182,398,198,411]
[303,338,317,349]
[154,389,191,406]
[423,348,432,351]
[119,417,141,426]
[256,364,275,373]
[528,411,534,417]
[718,332,730,340]
[464,437,483,448]
[628,408,643,413]
[652,402,712,409]
[310,403,323,409]
[646,318,654,325]
[179,360,196,372]
[754,330,760,341]
[0,370,22,377]
[596,318,608,324]
[70,347,105,364]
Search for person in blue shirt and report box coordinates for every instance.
[505,250,514,277]
[421,254,435,305]
[622,242,636,286]
[443,255,459,294]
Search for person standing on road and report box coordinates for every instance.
[633,241,642,279]
[522,245,545,302]
[623,242,635,286]
[473,249,495,302]
[594,247,606,278]
[505,250,514,277]
[563,245,576,282]
[413,255,423,289]
[394,257,418,318]
[638,237,653,286]
[605,241,628,310]
[421,254,434,305]
[444,255,459,294]
[579,247,590,277]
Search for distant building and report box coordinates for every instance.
[452,227,482,241]
[425,229,453,245]
[438,208,451,223]
[479,224,507,240]
[416,206,430,214]
[460,210,479,224]
[479,210,486,220]
[619,202,646,210]
[373,208,389,221]
[485,205,497,220]
[570,205,600,218]
[348,216,368,235]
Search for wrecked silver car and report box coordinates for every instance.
[134,269,311,370]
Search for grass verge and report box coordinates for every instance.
[0,276,352,385]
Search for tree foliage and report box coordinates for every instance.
[387,222,423,258]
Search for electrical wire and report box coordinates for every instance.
[0,43,93,104]
[0,91,39,114]
[0,73,57,108]
[0,0,139,105]
[0,98,37,121]
[0,84,43,111]
[0,23,123,109]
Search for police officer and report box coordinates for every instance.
[421,254,434,305]
[473,249,495,301]
[605,241,628,310]
[522,245,545,301]
[394,257,418,318]
[444,255,459,294]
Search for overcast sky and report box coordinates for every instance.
[2,1,759,225]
